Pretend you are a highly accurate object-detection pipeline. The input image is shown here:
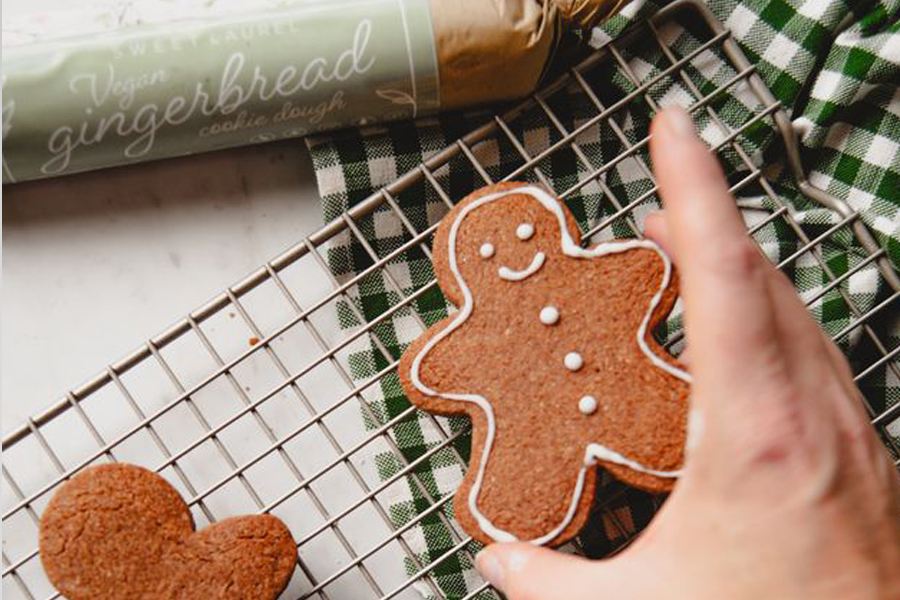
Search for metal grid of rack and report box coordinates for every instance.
[4,1,900,598]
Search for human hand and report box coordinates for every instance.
[474,106,900,600]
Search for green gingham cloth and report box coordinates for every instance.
[306,1,900,597]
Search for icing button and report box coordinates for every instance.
[564,352,583,371]
[539,306,559,325]
[516,223,535,240]
[578,395,598,415]
[479,243,495,259]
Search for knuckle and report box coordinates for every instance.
[820,376,873,448]
[842,417,877,448]
[737,386,856,488]
[709,237,763,282]
[746,426,804,469]
[740,385,814,468]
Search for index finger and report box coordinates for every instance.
[649,107,785,411]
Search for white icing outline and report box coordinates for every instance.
[498,252,545,281]
[409,185,692,545]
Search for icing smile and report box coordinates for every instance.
[498,251,546,281]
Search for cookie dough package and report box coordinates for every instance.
[1,0,629,183]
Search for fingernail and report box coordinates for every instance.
[663,106,695,139]
[475,549,506,592]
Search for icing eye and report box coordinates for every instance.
[479,243,495,259]
[516,223,534,240]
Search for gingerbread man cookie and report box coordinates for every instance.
[399,182,691,546]
[39,463,296,600]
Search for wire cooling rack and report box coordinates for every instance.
[5,1,900,598]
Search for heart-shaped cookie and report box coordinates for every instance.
[39,463,296,600]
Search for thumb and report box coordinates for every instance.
[475,543,639,600]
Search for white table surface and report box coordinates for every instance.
[3,141,324,432]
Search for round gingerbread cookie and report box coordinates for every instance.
[39,463,297,600]
[398,182,690,546]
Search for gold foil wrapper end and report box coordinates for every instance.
[432,0,629,110]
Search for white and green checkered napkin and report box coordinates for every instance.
[306,1,900,597]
